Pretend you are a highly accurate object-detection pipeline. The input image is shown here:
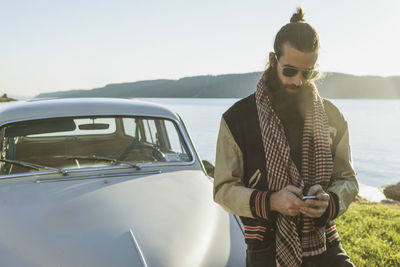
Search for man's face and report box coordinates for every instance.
[271,42,318,95]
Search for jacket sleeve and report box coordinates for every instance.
[315,121,359,225]
[213,117,276,221]
[213,117,255,218]
[328,123,359,217]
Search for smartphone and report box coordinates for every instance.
[302,195,317,200]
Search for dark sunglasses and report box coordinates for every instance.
[274,54,319,79]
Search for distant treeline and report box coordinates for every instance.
[36,72,400,99]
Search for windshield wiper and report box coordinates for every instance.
[62,155,141,170]
[0,158,68,175]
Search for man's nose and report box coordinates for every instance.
[293,72,303,87]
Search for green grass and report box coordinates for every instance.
[336,198,400,266]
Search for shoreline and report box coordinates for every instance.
[358,183,386,202]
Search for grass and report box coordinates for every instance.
[335,197,400,266]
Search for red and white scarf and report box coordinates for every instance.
[255,80,333,266]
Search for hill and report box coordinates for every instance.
[36,72,400,99]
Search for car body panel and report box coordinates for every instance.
[0,170,245,266]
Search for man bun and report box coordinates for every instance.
[273,7,319,59]
[290,7,306,23]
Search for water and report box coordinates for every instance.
[141,98,400,201]
[2,98,397,201]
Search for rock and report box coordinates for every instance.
[382,182,400,201]
[380,199,400,206]
[0,93,16,102]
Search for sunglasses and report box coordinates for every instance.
[274,54,319,80]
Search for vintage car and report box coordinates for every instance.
[0,98,246,266]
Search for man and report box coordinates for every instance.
[213,7,358,267]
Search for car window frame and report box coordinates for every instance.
[0,113,197,177]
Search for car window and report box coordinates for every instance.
[27,118,116,137]
[0,116,192,175]
[143,119,157,144]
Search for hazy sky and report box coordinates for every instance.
[1,0,399,97]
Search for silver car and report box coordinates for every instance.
[0,98,246,267]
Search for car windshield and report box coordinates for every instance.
[0,116,192,175]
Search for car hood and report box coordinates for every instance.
[0,170,243,266]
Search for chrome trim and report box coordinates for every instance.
[0,170,56,180]
[129,228,148,267]
[0,112,199,174]
[35,169,161,183]
[0,165,161,181]
[177,113,207,173]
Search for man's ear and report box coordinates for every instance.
[269,52,276,67]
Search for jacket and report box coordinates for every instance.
[213,93,359,248]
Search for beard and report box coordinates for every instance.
[261,65,313,119]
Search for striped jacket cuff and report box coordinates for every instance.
[249,190,275,220]
[314,192,339,226]
[326,224,341,243]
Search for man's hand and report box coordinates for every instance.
[270,185,306,216]
[300,184,329,218]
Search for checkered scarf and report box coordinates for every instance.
[255,79,333,266]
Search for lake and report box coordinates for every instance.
[2,98,398,201]
[141,98,400,201]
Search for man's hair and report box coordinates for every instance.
[274,7,320,58]
[261,8,320,89]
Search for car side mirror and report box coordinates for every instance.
[202,160,215,178]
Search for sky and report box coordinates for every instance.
[1,0,400,97]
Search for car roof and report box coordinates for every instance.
[0,98,180,125]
